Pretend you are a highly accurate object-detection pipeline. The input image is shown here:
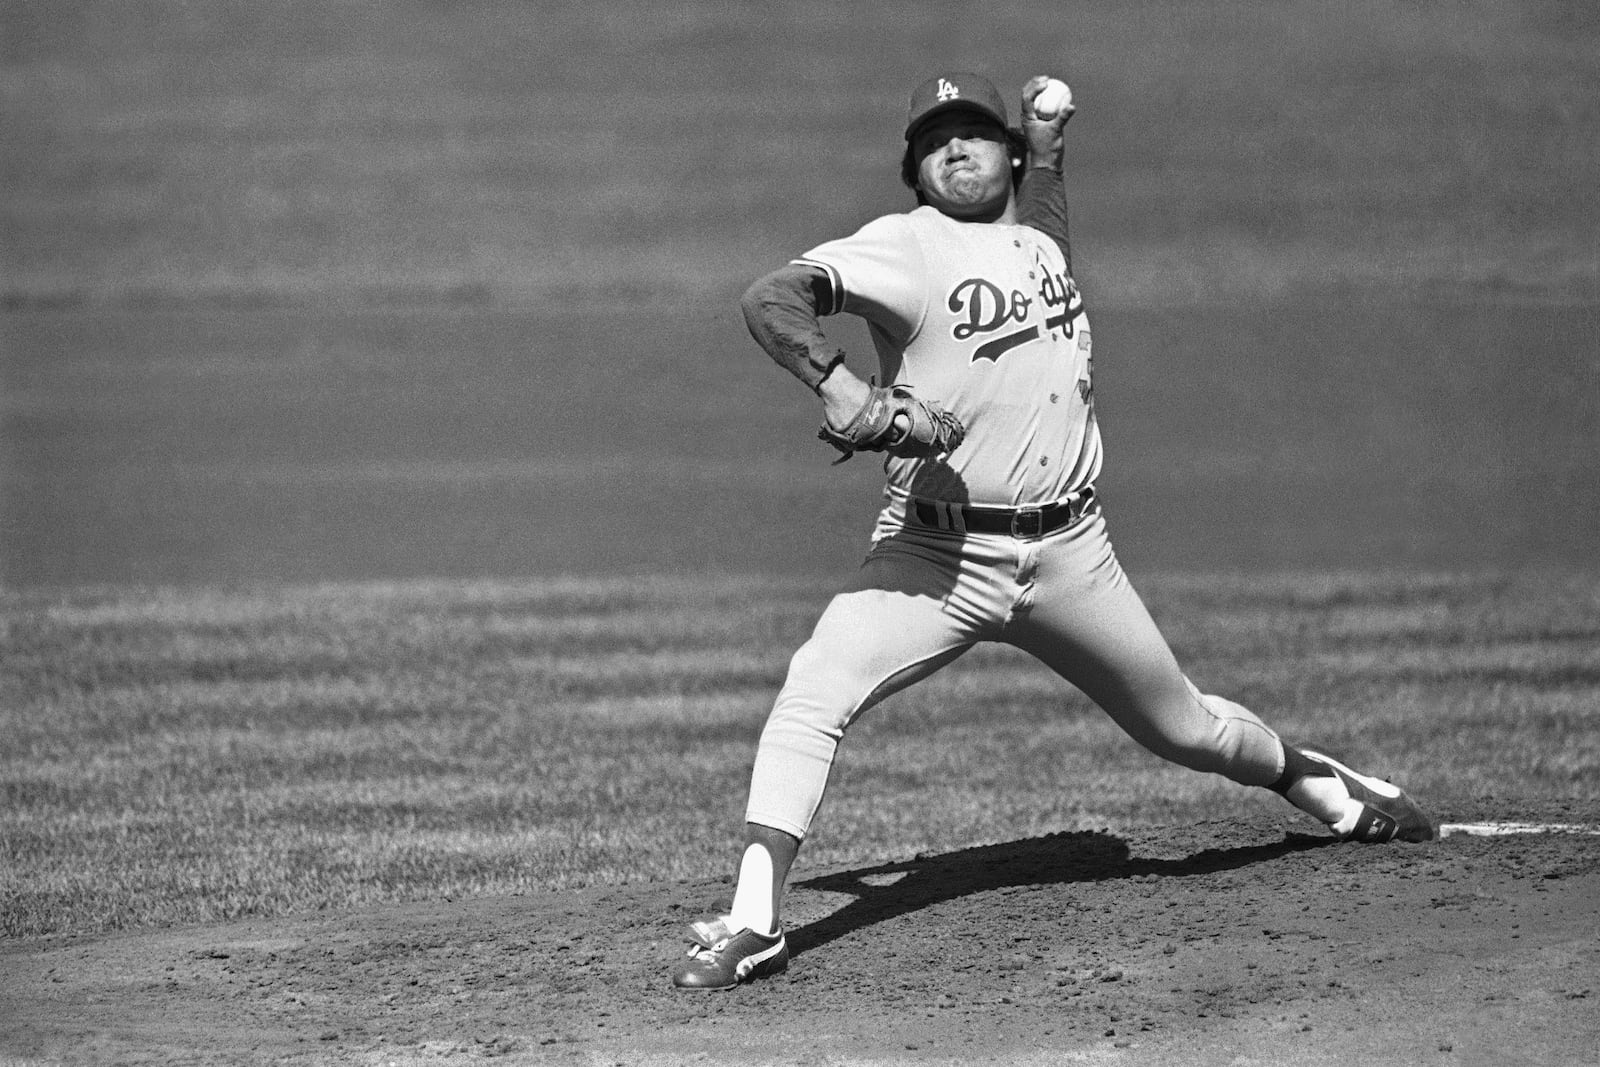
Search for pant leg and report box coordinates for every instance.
[1004,510,1285,787]
[744,533,992,839]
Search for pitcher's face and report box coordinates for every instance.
[912,113,1013,220]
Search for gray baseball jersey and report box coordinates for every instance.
[796,205,1101,508]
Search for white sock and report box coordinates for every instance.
[1329,801,1366,837]
[1286,773,1353,825]
[726,843,777,936]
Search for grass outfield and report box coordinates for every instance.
[4,568,1596,940]
[7,1,1595,310]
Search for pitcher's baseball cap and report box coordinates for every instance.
[905,72,1009,141]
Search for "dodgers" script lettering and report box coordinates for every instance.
[948,277,1033,340]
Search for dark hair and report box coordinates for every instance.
[900,126,1030,206]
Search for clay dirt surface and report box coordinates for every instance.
[4,815,1597,1067]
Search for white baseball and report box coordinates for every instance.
[1033,79,1073,119]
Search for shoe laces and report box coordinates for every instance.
[685,935,732,961]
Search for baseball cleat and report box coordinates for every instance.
[672,920,789,990]
[1304,750,1436,843]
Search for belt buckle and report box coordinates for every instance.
[1010,506,1044,539]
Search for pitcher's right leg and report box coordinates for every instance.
[745,580,974,841]
[675,538,984,990]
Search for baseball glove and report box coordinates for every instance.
[818,383,965,462]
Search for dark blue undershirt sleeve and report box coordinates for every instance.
[1016,166,1072,276]
[739,262,847,394]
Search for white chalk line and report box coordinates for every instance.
[1438,821,1600,838]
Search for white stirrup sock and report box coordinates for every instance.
[1287,773,1364,832]
[727,843,778,936]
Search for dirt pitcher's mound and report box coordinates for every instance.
[4,817,1597,1066]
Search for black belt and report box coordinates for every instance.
[911,487,1096,539]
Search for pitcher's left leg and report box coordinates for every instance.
[1007,519,1283,786]
[1007,514,1434,841]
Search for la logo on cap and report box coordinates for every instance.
[905,72,1007,141]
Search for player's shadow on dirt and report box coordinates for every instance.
[787,829,1336,957]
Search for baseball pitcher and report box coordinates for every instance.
[672,71,1434,991]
